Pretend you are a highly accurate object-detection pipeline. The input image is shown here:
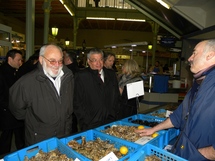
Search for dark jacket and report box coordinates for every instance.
[17,60,38,79]
[9,63,74,146]
[74,67,120,131]
[0,63,24,130]
[170,67,215,161]
[66,63,79,75]
[118,75,143,119]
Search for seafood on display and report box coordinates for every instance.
[101,125,142,142]
[24,149,73,161]
[67,137,122,161]
[145,155,161,161]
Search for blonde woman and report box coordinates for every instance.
[118,59,143,119]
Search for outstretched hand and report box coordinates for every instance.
[135,128,155,137]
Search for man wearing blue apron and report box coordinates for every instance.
[136,39,215,161]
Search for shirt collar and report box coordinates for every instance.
[43,68,64,81]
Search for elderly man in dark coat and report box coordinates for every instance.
[74,48,120,131]
[9,44,74,146]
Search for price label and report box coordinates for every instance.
[135,136,153,145]
[99,152,119,161]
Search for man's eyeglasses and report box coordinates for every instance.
[42,56,63,65]
[88,58,103,63]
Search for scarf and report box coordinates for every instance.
[190,65,215,103]
[118,74,142,88]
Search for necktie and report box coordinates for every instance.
[98,73,103,83]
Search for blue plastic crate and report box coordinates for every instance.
[121,114,179,146]
[61,129,141,161]
[147,109,168,118]
[121,114,165,125]
[130,144,188,161]
[127,148,145,161]
[167,128,180,142]
[94,120,166,148]
[4,137,85,161]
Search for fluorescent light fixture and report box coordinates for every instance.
[117,18,145,22]
[104,41,148,48]
[59,0,64,4]
[156,0,170,9]
[86,17,115,20]
[64,4,73,16]
[123,47,145,52]
[59,0,73,16]
[111,46,117,48]
[131,44,137,47]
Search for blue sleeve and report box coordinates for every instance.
[169,103,183,129]
[169,91,191,129]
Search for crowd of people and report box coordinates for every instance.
[0,44,143,156]
[1,39,215,161]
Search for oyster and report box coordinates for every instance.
[67,137,122,161]
[24,149,73,161]
[101,125,142,142]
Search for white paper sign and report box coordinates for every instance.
[74,158,81,161]
[134,136,153,145]
[165,110,173,117]
[99,152,119,161]
[126,80,144,99]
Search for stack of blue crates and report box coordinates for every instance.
[3,113,185,161]
[3,137,85,161]
[60,129,141,161]
[147,109,167,118]
[121,114,180,146]
[129,144,187,161]
[146,109,180,142]
[94,120,166,148]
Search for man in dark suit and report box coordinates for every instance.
[0,49,25,155]
[73,48,120,131]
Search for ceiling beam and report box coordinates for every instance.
[75,7,147,19]
[125,0,181,39]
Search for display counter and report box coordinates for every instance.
[139,74,187,113]
[139,102,179,114]
[139,90,181,113]
[2,111,186,161]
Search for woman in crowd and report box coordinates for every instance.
[118,59,143,119]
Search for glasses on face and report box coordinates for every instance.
[42,56,63,65]
[88,58,103,63]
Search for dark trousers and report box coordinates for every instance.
[72,113,78,134]
[0,127,25,155]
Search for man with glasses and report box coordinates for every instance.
[73,48,120,131]
[9,44,74,146]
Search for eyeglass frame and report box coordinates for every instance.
[41,55,63,65]
[88,58,104,63]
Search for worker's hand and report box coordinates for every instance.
[135,128,155,137]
